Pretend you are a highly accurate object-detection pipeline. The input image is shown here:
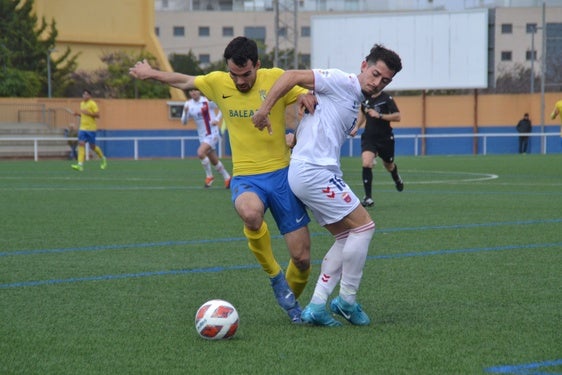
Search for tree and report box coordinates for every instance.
[0,0,78,97]
[169,51,204,75]
[65,51,170,99]
[259,48,310,70]
[494,63,537,94]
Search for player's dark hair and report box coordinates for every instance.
[83,89,92,95]
[365,44,402,75]
[223,36,259,68]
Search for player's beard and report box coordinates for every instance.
[236,83,251,92]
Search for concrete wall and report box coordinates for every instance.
[2,92,561,130]
[1,92,561,157]
[33,0,185,101]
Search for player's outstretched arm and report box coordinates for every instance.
[252,70,314,134]
[129,59,196,91]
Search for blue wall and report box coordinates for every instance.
[98,126,561,159]
[96,129,232,159]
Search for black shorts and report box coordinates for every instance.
[361,133,395,163]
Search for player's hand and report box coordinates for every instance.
[252,111,272,135]
[298,92,317,116]
[129,59,152,80]
[365,108,377,118]
[285,133,296,149]
[349,125,359,137]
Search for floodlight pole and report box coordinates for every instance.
[530,25,538,94]
[47,48,55,98]
[540,1,546,154]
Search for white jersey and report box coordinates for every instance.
[291,69,363,168]
[182,97,222,142]
[288,69,365,225]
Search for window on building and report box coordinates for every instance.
[244,26,266,45]
[278,27,287,37]
[299,54,311,68]
[526,50,537,61]
[501,51,512,61]
[301,26,311,37]
[155,27,159,37]
[199,26,210,37]
[526,23,538,33]
[199,54,210,64]
[344,0,359,11]
[223,26,234,37]
[173,26,185,37]
[501,24,512,34]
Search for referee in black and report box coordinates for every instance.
[356,91,403,207]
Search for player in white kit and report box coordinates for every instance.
[253,44,402,326]
[182,88,231,188]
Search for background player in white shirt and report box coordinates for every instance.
[182,88,231,188]
[253,44,402,326]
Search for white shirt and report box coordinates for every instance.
[291,69,363,167]
[182,97,222,139]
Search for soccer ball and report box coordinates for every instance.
[195,299,239,340]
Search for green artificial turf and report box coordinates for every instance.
[1,155,561,374]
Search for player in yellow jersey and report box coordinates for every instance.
[129,37,315,323]
[71,89,107,171]
[550,99,562,147]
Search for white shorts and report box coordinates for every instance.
[288,159,360,226]
[200,133,219,150]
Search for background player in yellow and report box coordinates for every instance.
[71,89,107,171]
[550,99,562,147]
[129,37,315,323]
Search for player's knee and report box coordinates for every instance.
[291,255,310,271]
[290,240,311,270]
[238,210,264,232]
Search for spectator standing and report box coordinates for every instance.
[516,113,532,154]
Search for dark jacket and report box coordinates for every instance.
[516,118,532,133]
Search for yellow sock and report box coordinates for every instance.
[286,259,310,299]
[77,145,85,164]
[93,145,104,158]
[243,221,281,277]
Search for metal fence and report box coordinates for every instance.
[0,103,75,128]
[0,132,560,161]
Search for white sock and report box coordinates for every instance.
[214,161,230,179]
[201,157,212,177]
[339,221,375,305]
[310,231,348,305]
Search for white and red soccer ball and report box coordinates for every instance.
[195,299,239,340]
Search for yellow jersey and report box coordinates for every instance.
[79,99,99,131]
[552,100,562,136]
[195,68,307,176]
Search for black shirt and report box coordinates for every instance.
[361,92,399,138]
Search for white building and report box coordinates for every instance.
[154,0,562,89]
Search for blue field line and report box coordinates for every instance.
[484,358,562,374]
[2,218,561,258]
[0,237,243,257]
[0,264,259,289]
[1,240,561,290]
[368,241,562,260]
